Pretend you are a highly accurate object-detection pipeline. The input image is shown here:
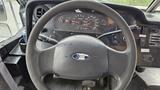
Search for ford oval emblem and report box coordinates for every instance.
[72,53,89,61]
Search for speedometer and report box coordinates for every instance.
[53,12,117,34]
[71,14,100,30]
[81,15,99,30]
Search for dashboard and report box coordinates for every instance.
[26,1,160,67]
[32,5,136,34]
[33,5,138,52]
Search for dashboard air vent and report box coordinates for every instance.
[149,33,160,47]
[34,5,49,20]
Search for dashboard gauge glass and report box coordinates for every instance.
[53,12,117,34]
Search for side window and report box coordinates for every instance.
[0,0,22,42]
[0,0,7,21]
[155,6,160,12]
[0,0,11,42]
[152,6,160,14]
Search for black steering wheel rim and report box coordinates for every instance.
[26,0,137,90]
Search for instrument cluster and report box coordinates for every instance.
[52,11,117,34]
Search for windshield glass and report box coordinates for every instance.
[98,0,153,9]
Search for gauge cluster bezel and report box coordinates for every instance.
[52,11,117,34]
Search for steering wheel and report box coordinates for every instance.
[26,0,137,90]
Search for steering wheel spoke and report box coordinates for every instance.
[38,46,56,77]
[107,46,136,90]
[26,46,56,90]
[108,48,129,77]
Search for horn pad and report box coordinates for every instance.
[53,35,108,80]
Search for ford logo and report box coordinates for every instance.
[72,53,89,61]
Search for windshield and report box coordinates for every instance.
[98,0,153,9]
